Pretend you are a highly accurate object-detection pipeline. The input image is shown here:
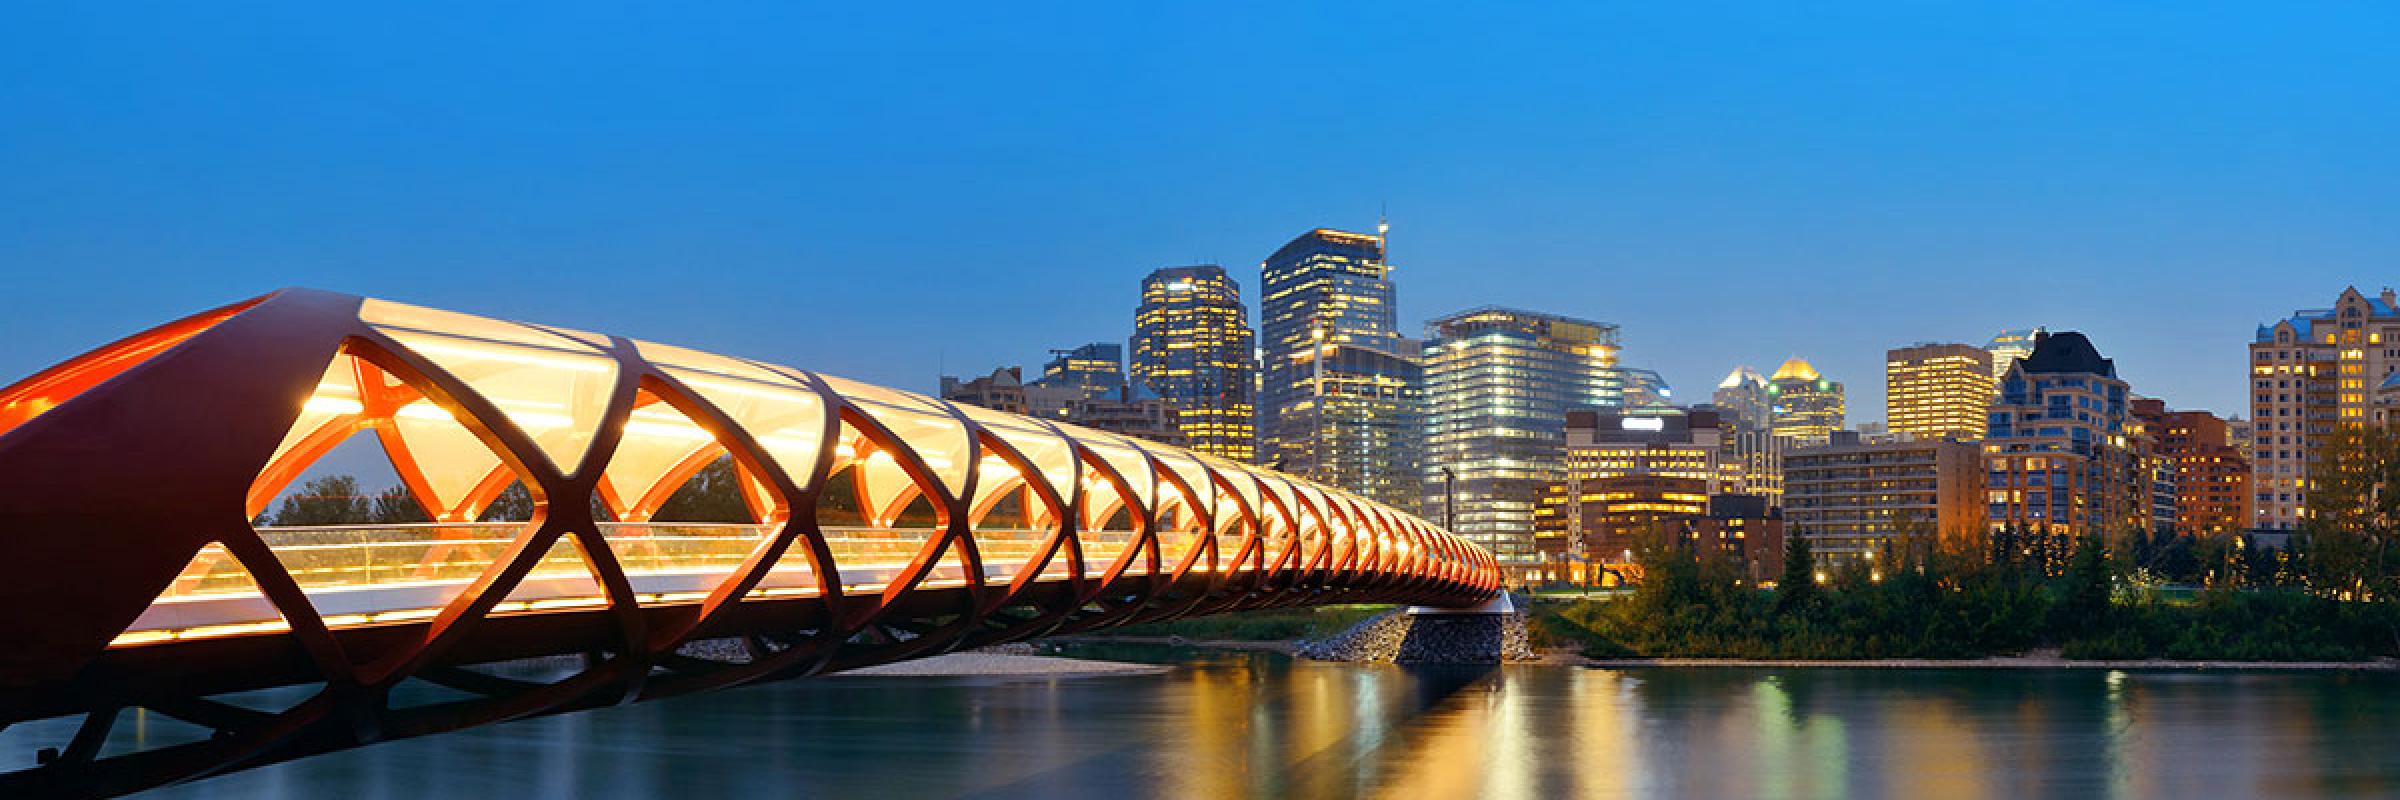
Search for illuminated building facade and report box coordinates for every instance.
[1785,430,1984,570]
[1985,331,2144,537]
[1420,308,1622,568]
[1561,409,1725,490]
[1131,265,1257,462]
[1711,366,1783,502]
[1258,228,1423,512]
[1532,474,1709,583]
[1886,343,1995,441]
[1621,367,1672,408]
[1713,366,1771,429]
[1767,358,1845,448]
[2132,398,2251,536]
[2252,287,2400,531]
[1028,342,1125,401]
[1689,495,1787,586]
[1985,327,2046,387]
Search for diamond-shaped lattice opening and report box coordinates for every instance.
[1208,483,1252,576]
[1257,476,1306,574]
[585,388,790,607]
[362,298,620,478]
[1148,449,1214,575]
[807,422,960,593]
[1077,447,1145,581]
[1287,485,1331,575]
[220,348,544,642]
[966,450,1060,586]
[958,407,1076,586]
[1320,495,1360,573]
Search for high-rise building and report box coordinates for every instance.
[1710,367,1782,504]
[1985,327,2047,387]
[2252,287,2400,531]
[1885,343,1995,441]
[1131,265,1257,462]
[1985,331,2145,537]
[1784,430,1984,570]
[1713,367,1772,429]
[1420,308,1621,566]
[1258,227,1423,512]
[2132,398,2252,536]
[1767,358,1845,448]
[1621,367,1672,408]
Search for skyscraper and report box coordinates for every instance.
[1767,358,1845,448]
[2252,287,2400,531]
[1986,331,2145,537]
[1985,327,2047,386]
[1885,343,1995,441]
[1711,366,1782,503]
[1258,227,1423,511]
[1131,265,1257,462]
[1421,307,1621,567]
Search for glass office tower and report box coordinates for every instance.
[1258,228,1423,511]
[1131,265,1257,462]
[1420,307,1622,567]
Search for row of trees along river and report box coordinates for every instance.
[1536,425,2400,662]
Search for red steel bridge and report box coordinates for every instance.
[0,289,1499,796]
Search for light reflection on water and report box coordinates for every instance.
[14,648,2400,799]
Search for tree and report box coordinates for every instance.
[480,482,536,523]
[372,483,431,524]
[2305,422,2400,597]
[270,475,372,526]
[1776,533,1817,614]
[2052,534,2112,636]
[652,457,755,523]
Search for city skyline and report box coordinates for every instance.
[7,5,2394,430]
[10,5,2400,795]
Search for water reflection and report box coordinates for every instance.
[12,651,2400,799]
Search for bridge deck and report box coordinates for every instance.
[118,522,1262,645]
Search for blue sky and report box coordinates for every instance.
[4,3,2397,423]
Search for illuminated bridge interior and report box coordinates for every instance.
[0,289,1498,796]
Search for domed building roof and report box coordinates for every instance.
[1770,358,1820,383]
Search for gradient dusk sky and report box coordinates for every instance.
[5,3,2397,422]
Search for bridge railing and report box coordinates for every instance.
[119,520,1264,645]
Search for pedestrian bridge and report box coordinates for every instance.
[0,289,1497,796]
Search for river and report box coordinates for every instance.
[25,646,2400,798]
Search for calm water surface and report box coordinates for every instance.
[24,647,2400,799]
